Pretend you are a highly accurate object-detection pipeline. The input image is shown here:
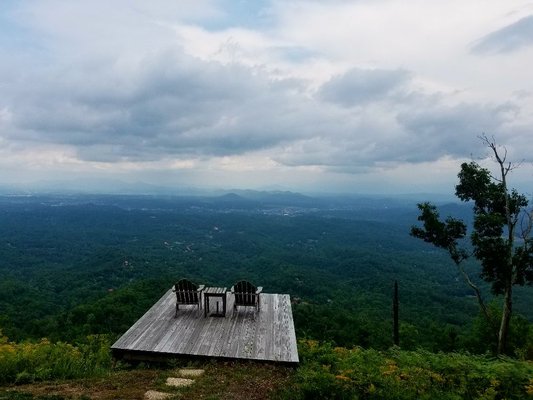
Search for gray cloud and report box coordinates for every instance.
[317,68,410,107]
[1,0,531,194]
[472,15,533,54]
[271,96,520,172]
[3,44,350,163]
[1,33,524,176]
[2,42,520,172]
[395,102,518,162]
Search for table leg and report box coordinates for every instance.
[223,293,226,316]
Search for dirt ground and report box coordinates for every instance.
[1,370,160,400]
[0,362,295,400]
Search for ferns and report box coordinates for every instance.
[284,340,533,399]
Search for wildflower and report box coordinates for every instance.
[526,378,533,396]
[381,362,398,375]
[335,375,351,382]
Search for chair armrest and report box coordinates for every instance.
[172,286,176,292]
[197,285,205,292]
[230,286,235,294]
[256,287,263,294]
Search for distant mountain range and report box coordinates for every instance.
[0,179,456,203]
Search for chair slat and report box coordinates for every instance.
[232,280,261,312]
[174,278,203,317]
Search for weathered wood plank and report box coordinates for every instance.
[253,294,269,360]
[283,295,299,362]
[278,295,291,361]
[111,291,298,363]
[164,307,199,353]
[208,295,235,357]
[263,293,277,360]
[219,307,241,358]
[173,308,202,354]
[238,309,257,359]
[230,307,252,358]
[192,312,217,355]
[112,290,172,349]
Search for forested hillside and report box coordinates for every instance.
[1,192,532,399]
[0,193,531,355]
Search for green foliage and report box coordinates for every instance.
[283,340,533,400]
[0,331,112,385]
[411,142,533,355]
[0,195,531,354]
[411,202,468,264]
[463,304,533,358]
[455,160,531,295]
[293,303,390,349]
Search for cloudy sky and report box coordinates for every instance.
[1,0,533,194]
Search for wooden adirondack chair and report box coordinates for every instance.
[231,280,263,312]
[173,279,204,317]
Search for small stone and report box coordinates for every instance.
[144,390,172,400]
[178,369,205,378]
[166,377,195,387]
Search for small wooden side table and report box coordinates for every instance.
[204,287,227,317]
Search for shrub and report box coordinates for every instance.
[284,340,533,400]
[0,331,112,385]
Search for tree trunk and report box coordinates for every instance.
[487,137,514,356]
[497,283,512,355]
[393,280,399,346]
[456,262,492,325]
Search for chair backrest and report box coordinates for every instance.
[174,279,199,304]
[233,280,258,306]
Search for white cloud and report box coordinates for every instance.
[0,0,532,193]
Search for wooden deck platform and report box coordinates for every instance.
[111,289,299,364]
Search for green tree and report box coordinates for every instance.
[411,135,533,355]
